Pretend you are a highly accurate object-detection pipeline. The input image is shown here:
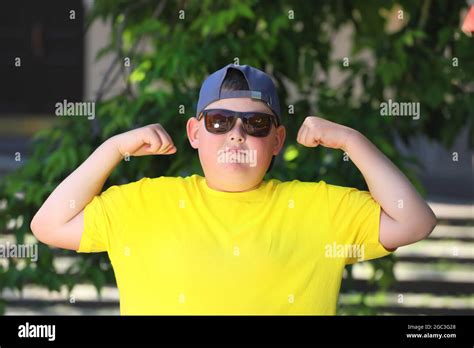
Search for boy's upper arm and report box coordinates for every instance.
[34,178,152,253]
[36,210,85,251]
[325,183,396,263]
[379,209,404,251]
[76,179,149,254]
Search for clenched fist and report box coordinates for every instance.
[110,124,177,157]
[296,116,355,151]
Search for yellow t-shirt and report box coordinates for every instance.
[77,174,394,315]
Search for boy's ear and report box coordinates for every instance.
[186,117,200,149]
[273,125,286,156]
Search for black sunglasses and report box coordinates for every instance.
[197,109,280,137]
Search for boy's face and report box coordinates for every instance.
[187,98,286,192]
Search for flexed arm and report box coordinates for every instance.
[30,124,177,250]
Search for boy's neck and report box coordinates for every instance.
[204,177,263,193]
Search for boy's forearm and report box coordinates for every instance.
[32,137,123,228]
[344,130,436,229]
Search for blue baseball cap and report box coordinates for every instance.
[196,64,281,122]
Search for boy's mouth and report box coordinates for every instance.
[217,146,257,167]
[219,146,249,155]
[225,147,246,155]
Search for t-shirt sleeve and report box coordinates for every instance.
[325,183,395,264]
[76,179,147,253]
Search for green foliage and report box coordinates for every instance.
[0,0,472,314]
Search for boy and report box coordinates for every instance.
[31,64,437,315]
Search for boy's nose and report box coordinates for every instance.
[227,118,246,144]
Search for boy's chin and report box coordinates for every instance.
[217,163,265,179]
[220,162,256,172]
